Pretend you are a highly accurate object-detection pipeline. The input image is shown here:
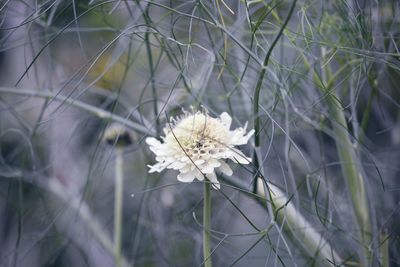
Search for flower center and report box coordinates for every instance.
[164,112,233,160]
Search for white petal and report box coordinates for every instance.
[154,148,170,156]
[195,159,205,165]
[208,159,221,168]
[206,172,220,189]
[169,161,186,170]
[230,128,254,145]
[195,169,204,181]
[180,157,190,162]
[149,145,164,154]
[211,149,231,159]
[244,129,255,142]
[177,171,196,182]
[231,148,251,164]
[229,129,244,145]
[180,164,191,173]
[147,162,167,173]
[146,137,162,147]
[219,112,232,128]
[201,164,215,174]
[155,156,165,162]
[218,161,233,176]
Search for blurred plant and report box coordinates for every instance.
[103,123,134,267]
[0,0,399,266]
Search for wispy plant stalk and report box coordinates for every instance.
[253,0,297,149]
[379,230,389,267]
[252,0,297,195]
[114,148,124,267]
[203,181,212,267]
[144,29,161,136]
[268,8,372,263]
[45,178,130,267]
[0,87,153,136]
[250,0,343,264]
[266,182,342,266]
[317,50,372,265]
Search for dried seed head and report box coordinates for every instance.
[103,123,133,147]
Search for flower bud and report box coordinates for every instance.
[103,123,133,147]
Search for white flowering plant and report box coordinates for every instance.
[145,110,254,189]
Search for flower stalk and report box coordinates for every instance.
[266,182,342,266]
[268,8,372,265]
[146,110,254,266]
[102,123,133,267]
[203,181,212,267]
[319,50,372,265]
[380,230,389,267]
[252,0,297,194]
[0,87,152,136]
[114,148,124,267]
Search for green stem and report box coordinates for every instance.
[253,0,297,148]
[114,149,124,267]
[359,75,378,144]
[380,229,389,267]
[203,181,212,267]
[265,7,370,265]
[252,0,297,195]
[268,182,342,266]
[320,56,372,265]
[144,29,160,136]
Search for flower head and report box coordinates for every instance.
[103,123,133,147]
[146,110,254,189]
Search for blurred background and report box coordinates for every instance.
[0,0,400,266]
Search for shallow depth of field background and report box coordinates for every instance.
[1,0,400,266]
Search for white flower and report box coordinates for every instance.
[145,110,254,189]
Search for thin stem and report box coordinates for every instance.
[359,75,378,144]
[319,52,372,265]
[144,27,160,136]
[114,149,124,267]
[0,87,154,136]
[203,181,212,267]
[253,0,297,148]
[268,7,372,263]
[252,0,297,194]
[137,1,160,136]
[267,182,343,266]
[13,175,24,267]
[380,230,389,267]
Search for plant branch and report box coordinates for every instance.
[203,181,212,267]
[0,87,154,136]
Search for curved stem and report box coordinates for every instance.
[0,87,153,136]
[268,183,342,266]
[252,0,297,194]
[319,49,372,265]
[203,181,212,267]
[114,149,124,267]
[253,0,297,148]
